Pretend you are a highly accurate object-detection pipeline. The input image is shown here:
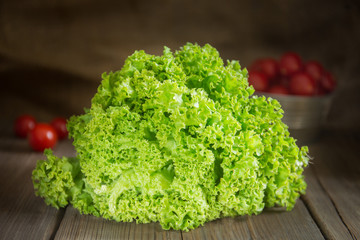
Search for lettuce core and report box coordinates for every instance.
[32,43,309,231]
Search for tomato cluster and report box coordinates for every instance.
[14,115,68,151]
[248,52,336,96]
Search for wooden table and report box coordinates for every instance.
[1,129,359,240]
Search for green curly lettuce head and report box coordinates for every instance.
[33,43,309,231]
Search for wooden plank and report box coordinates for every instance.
[5,129,357,239]
[54,206,182,240]
[0,140,70,240]
[247,200,324,240]
[182,216,251,240]
[302,167,353,240]
[309,134,360,239]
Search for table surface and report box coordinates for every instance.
[0,128,359,240]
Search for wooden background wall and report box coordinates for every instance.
[1,0,359,131]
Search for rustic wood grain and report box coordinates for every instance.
[2,128,360,239]
[309,134,360,239]
[302,167,353,240]
[0,141,67,240]
[54,206,182,240]
[247,200,324,240]
[182,216,251,240]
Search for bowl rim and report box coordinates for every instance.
[254,91,335,101]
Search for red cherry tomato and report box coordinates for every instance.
[51,117,68,139]
[249,59,264,71]
[268,85,290,95]
[28,123,58,151]
[289,72,316,96]
[320,72,336,93]
[279,52,303,76]
[259,58,279,79]
[248,71,269,92]
[14,114,36,138]
[250,58,279,80]
[304,61,324,82]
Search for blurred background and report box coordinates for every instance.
[1,0,359,135]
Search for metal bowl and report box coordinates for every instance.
[256,92,333,144]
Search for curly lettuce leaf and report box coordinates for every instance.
[33,43,309,231]
[32,149,99,216]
